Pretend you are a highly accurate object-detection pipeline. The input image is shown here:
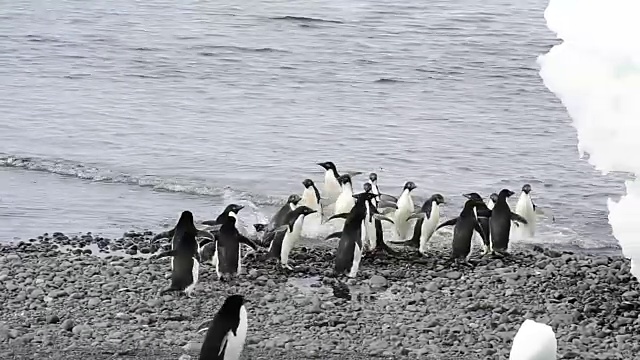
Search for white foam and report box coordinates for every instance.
[538,0,640,279]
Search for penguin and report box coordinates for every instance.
[213,204,260,281]
[253,194,302,246]
[393,181,418,240]
[462,192,492,255]
[434,199,488,266]
[317,161,362,204]
[391,194,445,255]
[267,206,317,270]
[198,294,248,360]
[490,189,529,256]
[334,174,356,215]
[152,213,214,271]
[509,319,557,360]
[362,182,399,255]
[367,172,398,204]
[512,183,537,238]
[300,179,323,233]
[200,203,251,239]
[301,178,322,214]
[154,211,202,297]
[325,192,395,278]
[487,192,499,210]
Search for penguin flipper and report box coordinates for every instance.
[153,228,175,241]
[325,231,343,241]
[197,229,215,240]
[379,207,396,215]
[373,213,394,224]
[238,235,259,251]
[407,212,427,221]
[379,194,398,203]
[435,218,457,231]
[327,213,349,222]
[344,171,363,178]
[378,200,398,209]
[201,219,218,226]
[510,212,529,225]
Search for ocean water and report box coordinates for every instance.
[0,0,629,253]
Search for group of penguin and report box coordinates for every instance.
[151,161,542,298]
[190,293,558,360]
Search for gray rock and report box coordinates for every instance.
[61,319,74,331]
[369,275,388,289]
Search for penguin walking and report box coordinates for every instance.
[213,204,260,281]
[267,205,317,270]
[325,192,395,278]
[490,189,528,256]
[361,182,398,255]
[154,211,202,297]
[393,181,418,240]
[253,194,301,246]
[462,192,493,255]
[334,174,356,215]
[434,199,488,267]
[198,294,248,360]
[317,161,362,204]
[512,184,537,239]
[152,212,214,271]
[487,193,499,210]
[391,194,445,255]
[509,319,557,360]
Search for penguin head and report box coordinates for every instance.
[463,199,483,211]
[498,189,515,199]
[432,193,446,205]
[403,181,417,191]
[218,294,246,316]
[363,182,372,193]
[369,172,378,182]
[287,194,302,206]
[302,179,315,188]
[317,161,336,172]
[295,205,317,217]
[176,211,195,228]
[522,184,532,194]
[338,174,352,186]
[489,193,499,203]
[223,204,245,217]
[462,192,482,202]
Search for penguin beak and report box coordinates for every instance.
[462,193,471,199]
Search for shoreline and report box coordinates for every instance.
[1,232,639,359]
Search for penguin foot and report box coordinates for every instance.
[281,264,294,271]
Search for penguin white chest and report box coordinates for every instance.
[222,305,248,360]
[335,186,355,214]
[281,216,305,265]
[364,205,377,250]
[324,171,341,200]
[301,188,319,211]
[185,257,199,297]
[515,193,536,237]
[394,190,414,239]
[348,242,363,278]
[420,202,440,253]
[487,200,495,210]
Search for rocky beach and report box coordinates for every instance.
[0,232,639,360]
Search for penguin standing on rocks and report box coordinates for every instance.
[391,194,445,255]
[326,192,395,278]
[393,181,418,240]
[213,204,260,281]
[154,211,202,297]
[198,294,248,360]
[512,183,537,239]
[434,199,487,267]
[490,189,529,256]
[267,205,317,270]
[462,192,492,255]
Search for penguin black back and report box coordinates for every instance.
[490,189,519,254]
[199,294,248,360]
